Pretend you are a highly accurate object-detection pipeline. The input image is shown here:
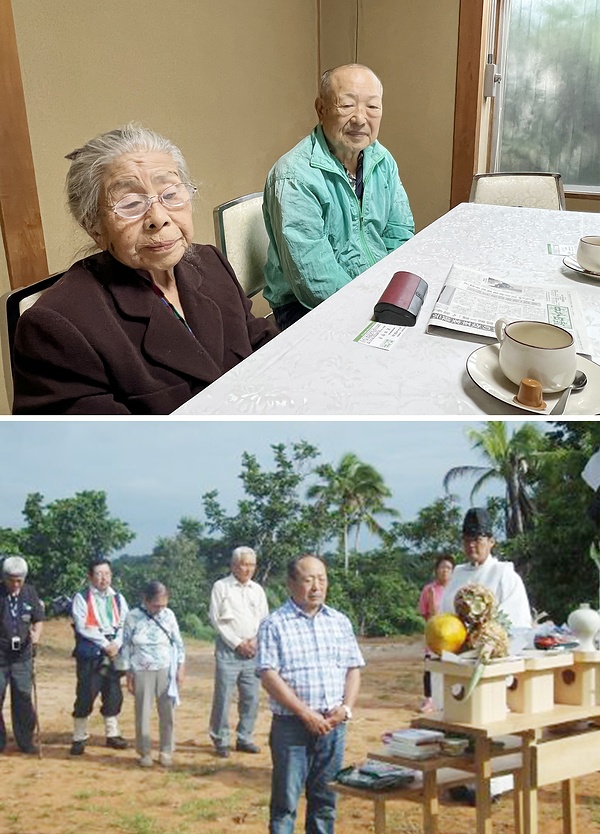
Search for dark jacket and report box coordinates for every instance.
[12,245,278,415]
[0,584,44,661]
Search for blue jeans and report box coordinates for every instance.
[269,714,346,834]
[209,639,260,748]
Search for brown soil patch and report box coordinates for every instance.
[1,622,599,833]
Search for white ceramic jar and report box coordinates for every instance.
[567,603,600,652]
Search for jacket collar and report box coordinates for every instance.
[87,252,225,383]
[310,124,384,175]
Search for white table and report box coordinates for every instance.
[174,203,600,416]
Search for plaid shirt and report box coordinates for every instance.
[257,598,365,715]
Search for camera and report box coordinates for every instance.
[11,636,21,652]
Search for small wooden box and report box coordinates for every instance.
[554,650,600,706]
[426,657,525,725]
[507,651,573,714]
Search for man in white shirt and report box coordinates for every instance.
[208,546,269,758]
[442,508,531,805]
[70,557,129,755]
[441,508,531,629]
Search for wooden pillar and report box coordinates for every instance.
[450,0,490,207]
[0,0,48,289]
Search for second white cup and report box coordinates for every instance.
[494,318,577,393]
[577,236,600,273]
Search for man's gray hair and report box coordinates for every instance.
[318,63,383,102]
[2,556,28,578]
[231,546,257,566]
[65,122,193,234]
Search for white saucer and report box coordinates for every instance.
[466,344,600,415]
[563,255,600,280]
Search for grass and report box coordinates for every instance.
[180,791,248,821]
[117,813,163,834]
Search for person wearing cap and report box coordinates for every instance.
[70,557,129,755]
[441,508,531,628]
[0,556,44,754]
[441,508,531,806]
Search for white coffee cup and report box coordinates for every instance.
[577,236,600,273]
[494,319,577,393]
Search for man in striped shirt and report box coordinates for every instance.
[257,554,364,834]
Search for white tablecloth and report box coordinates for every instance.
[174,202,600,416]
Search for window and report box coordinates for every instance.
[492,0,600,192]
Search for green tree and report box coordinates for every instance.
[386,495,463,588]
[18,491,134,599]
[307,452,397,572]
[443,422,546,539]
[327,555,422,637]
[201,441,331,586]
[508,420,600,620]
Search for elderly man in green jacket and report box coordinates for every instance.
[263,63,414,330]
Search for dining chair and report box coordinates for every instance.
[469,172,566,210]
[213,192,269,298]
[0,272,64,408]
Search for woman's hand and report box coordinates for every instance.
[126,671,135,694]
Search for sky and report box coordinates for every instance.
[0,419,531,556]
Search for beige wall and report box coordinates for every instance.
[2,0,318,296]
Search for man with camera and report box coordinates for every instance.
[0,555,44,754]
[70,557,129,755]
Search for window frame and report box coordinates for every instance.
[451,0,600,206]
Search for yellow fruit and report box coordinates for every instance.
[425,613,467,655]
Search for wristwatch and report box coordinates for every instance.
[341,704,353,722]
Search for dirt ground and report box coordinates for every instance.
[1,620,600,834]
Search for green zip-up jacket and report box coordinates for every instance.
[262,125,414,311]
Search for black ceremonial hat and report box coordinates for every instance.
[462,508,493,537]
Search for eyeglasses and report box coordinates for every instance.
[108,182,197,219]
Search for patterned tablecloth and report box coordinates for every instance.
[174,202,600,416]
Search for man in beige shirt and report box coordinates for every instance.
[208,547,269,757]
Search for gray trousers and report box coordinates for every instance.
[209,638,260,748]
[132,668,174,756]
[0,655,35,751]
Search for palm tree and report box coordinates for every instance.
[307,452,398,572]
[443,422,544,538]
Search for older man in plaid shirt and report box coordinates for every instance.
[257,554,364,834]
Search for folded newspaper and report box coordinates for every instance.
[427,263,591,356]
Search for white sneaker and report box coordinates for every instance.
[159,752,173,767]
[139,754,153,768]
[418,697,435,713]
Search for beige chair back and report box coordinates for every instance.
[213,193,269,298]
[469,172,566,210]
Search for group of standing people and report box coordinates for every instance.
[0,507,533,830]
[0,548,364,834]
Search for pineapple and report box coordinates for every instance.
[453,584,496,628]
[452,583,512,700]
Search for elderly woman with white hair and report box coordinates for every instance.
[12,124,278,414]
[0,556,44,754]
[121,581,185,768]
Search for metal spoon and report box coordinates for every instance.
[549,370,588,415]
